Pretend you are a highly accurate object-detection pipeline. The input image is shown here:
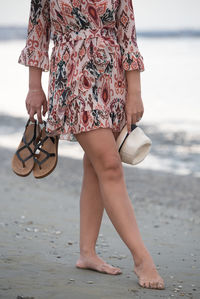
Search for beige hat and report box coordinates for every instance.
[116,124,152,165]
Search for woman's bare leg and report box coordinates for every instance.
[74,127,165,289]
[76,136,122,274]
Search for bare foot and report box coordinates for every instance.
[76,254,122,275]
[134,254,165,289]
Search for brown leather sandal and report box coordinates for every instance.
[33,121,59,179]
[12,118,40,177]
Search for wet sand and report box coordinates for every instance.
[0,140,200,299]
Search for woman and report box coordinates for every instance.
[18,0,165,289]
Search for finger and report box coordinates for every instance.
[136,113,141,122]
[42,100,47,116]
[29,109,35,122]
[26,104,30,114]
[25,101,29,111]
[126,113,132,134]
[131,113,137,124]
[37,109,43,124]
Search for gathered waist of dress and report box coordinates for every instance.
[52,27,118,44]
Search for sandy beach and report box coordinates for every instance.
[0,115,200,299]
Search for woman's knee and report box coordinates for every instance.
[75,128,123,179]
[97,152,123,181]
[83,152,93,169]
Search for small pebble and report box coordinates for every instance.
[17,296,35,299]
[33,228,39,232]
[25,227,32,232]
[55,230,62,235]
[68,241,73,245]
[69,278,75,281]
[128,288,138,293]
[119,254,127,259]
[26,221,33,225]
[87,281,94,284]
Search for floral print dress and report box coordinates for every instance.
[18,0,144,142]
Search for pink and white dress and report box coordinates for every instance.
[18,0,144,142]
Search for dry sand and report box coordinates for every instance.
[0,142,200,299]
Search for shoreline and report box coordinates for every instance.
[0,113,200,178]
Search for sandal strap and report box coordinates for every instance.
[15,119,38,168]
[34,134,57,170]
[34,147,56,170]
[34,135,56,151]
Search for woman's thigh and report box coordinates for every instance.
[83,130,121,165]
[75,128,122,176]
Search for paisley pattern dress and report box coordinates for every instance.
[18,0,145,142]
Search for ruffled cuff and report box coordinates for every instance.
[122,51,145,72]
[18,47,49,72]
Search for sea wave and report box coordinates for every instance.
[0,26,200,40]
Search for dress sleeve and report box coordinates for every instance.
[18,0,51,72]
[115,0,144,72]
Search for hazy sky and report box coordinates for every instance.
[0,0,200,30]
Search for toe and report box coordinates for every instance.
[151,281,158,289]
[148,281,154,288]
[147,281,152,288]
[139,280,146,288]
[101,264,122,275]
[158,282,165,289]
[113,268,122,274]
[144,281,149,288]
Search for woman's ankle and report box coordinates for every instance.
[79,247,97,258]
[131,247,152,267]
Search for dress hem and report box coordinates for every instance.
[45,121,127,142]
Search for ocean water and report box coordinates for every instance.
[0,37,200,177]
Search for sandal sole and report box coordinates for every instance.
[33,135,59,179]
[11,122,40,176]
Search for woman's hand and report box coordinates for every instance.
[125,90,144,133]
[26,88,47,123]
[26,66,47,123]
[125,69,144,133]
